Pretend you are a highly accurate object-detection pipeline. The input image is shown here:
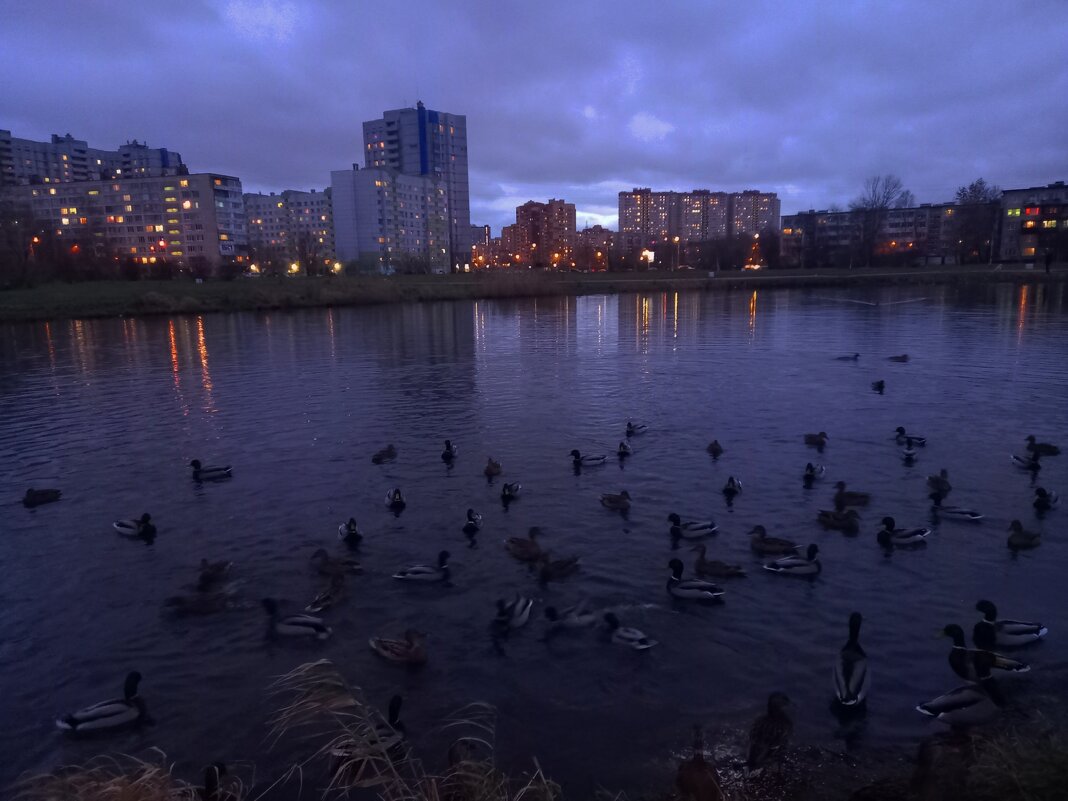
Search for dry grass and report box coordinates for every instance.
[967,725,1068,801]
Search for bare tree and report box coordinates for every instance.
[895,189,916,208]
[956,178,1001,204]
[849,175,911,267]
[954,178,1002,263]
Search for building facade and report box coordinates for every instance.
[245,188,334,272]
[362,102,470,268]
[500,198,576,268]
[999,181,1067,261]
[618,188,780,252]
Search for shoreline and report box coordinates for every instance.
[0,265,1062,323]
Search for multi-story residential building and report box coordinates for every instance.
[362,102,470,267]
[999,181,1067,261]
[245,188,334,271]
[330,165,450,273]
[470,224,491,247]
[0,130,185,187]
[1,173,245,269]
[501,198,576,268]
[730,190,781,237]
[575,224,616,270]
[618,188,779,252]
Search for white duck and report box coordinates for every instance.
[667,513,718,538]
[764,543,821,576]
[393,550,450,582]
[603,612,657,650]
[262,598,331,639]
[667,558,725,600]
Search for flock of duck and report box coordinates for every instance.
[18,389,1064,794]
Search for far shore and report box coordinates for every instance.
[0,264,1062,323]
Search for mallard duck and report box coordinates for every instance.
[618,441,632,457]
[393,550,450,582]
[306,575,345,613]
[189,460,231,481]
[668,513,718,537]
[23,488,62,508]
[1034,487,1059,512]
[749,525,798,556]
[385,488,406,509]
[197,558,233,590]
[500,482,521,501]
[833,612,869,707]
[975,600,1047,647]
[538,552,580,582]
[311,548,362,576]
[835,353,860,361]
[818,508,860,534]
[916,680,1001,727]
[494,595,534,630]
[331,695,407,771]
[926,469,951,496]
[56,671,146,732]
[888,354,909,362]
[113,513,156,539]
[262,598,331,639]
[765,543,821,576]
[625,420,648,437]
[746,692,792,773]
[706,440,724,458]
[544,603,598,629]
[369,629,428,664]
[928,493,983,520]
[337,517,362,546]
[804,431,829,452]
[803,463,826,483]
[894,427,927,446]
[1026,435,1060,456]
[722,476,742,497]
[972,620,1035,671]
[200,762,237,801]
[571,449,607,466]
[484,457,502,477]
[901,439,920,462]
[1006,519,1041,550]
[603,612,657,650]
[834,481,871,509]
[877,517,931,547]
[505,528,544,562]
[667,558,724,600]
[163,592,235,616]
[1011,452,1041,471]
[871,380,885,394]
[676,725,725,801]
[371,444,397,464]
[943,624,1028,681]
[691,544,746,578]
[441,439,458,463]
[462,508,482,535]
[600,490,631,510]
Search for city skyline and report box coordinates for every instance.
[1,1,1066,233]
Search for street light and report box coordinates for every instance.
[673,236,680,270]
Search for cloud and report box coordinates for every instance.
[627,112,675,142]
[224,0,298,42]
[582,105,598,120]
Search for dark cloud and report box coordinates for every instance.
[1,0,1065,232]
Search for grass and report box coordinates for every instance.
[967,725,1068,801]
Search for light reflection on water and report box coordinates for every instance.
[0,282,1066,797]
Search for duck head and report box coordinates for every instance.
[805,543,819,561]
[749,525,768,537]
[1007,520,1023,534]
[834,481,847,490]
[124,671,143,700]
[466,508,478,521]
[620,490,631,499]
[1026,435,1036,444]
[190,460,202,469]
[848,612,863,641]
[437,550,451,568]
[139,513,152,524]
[603,611,620,630]
[975,599,998,621]
[668,558,685,578]
[387,694,404,729]
[880,516,896,531]
[570,449,582,458]
[668,512,682,525]
[894,426,906,436]
[942,624,967,647]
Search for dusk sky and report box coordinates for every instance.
[2,1,1066,233]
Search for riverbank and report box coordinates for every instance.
[0,265,1062,322]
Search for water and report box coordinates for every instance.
[1,283,1066,797]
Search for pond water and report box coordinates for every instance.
[1,283,1066,797]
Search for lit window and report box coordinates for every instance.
[219,234,229,241]
[1042,220,1057,228]
[79,217,87,224]
[1025,207,1040,216]
[1007,208,1021,217]
[49,188,56,195]
[155,224,164,232]
[179,179,189,187]
[1023,247,1036,256]
[61,217,70,225]
[116,216,124,223]
[182,200,192,209]
[164,186,174,192]
[1024,220,1036,229]
[60,208,68,215]
[214,178,222,186]
[125,205,133,212]
[146,225,155,232]
[88,190,99,195]
[62,154,68,161]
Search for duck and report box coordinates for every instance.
[975,600,1047,648]
[385,488,406,510]
[571,449,607,466]
[500,482,522,501]
[749,525,798,556]
[901,439,920,462]
[1011,452,1041,471]
[943,624,1029,681]
[189,460,231,481]
[835,353,860,361]
[926,469,952,496]
[916,680,1002,727]
[1006,519,1041,550]
[200,762,237,801]
[887,353,909,362]
[765,543,821,576]
[803,463,826,485]
[722,476,742,498]
[262,598,331,639]
[23,488,62,508]
[818,508,860,534]
[871,380,885,394]
[371,444,397,464]
[331,695,407,771]
[56,671,146,732]
[369,629,428,664]
[668,513,718,537]
[494,595,534,630]
[833,612,870,707]
[706,439,724,458]
[691,544,746,578]
[625,420,648,437]
[306,575,345,613]
[894,427,927,446]
[310,548,362,576]
[1025,435,1060,457]
[600,490,631,510]
[538,552,580,582]
[804,431,829,452]
[502,527,542,561]
[667,558,725,600]
[834,481,871,509]
[441,439,458,463]
[484,457,503,477]
[603,612,657,650]
[746,692,793,774]
[462,508,482,535]
[928,493,984,521]
[163,592,235,616]
[1033,487,1059,512]
[618,441,632,458]
[393,550,450,582]
[113,513,156,539]
[877,516,931,547]
[338,517,362,546]
[544,603,598,629]
[676,725,725,801]
[197,558,233,590]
